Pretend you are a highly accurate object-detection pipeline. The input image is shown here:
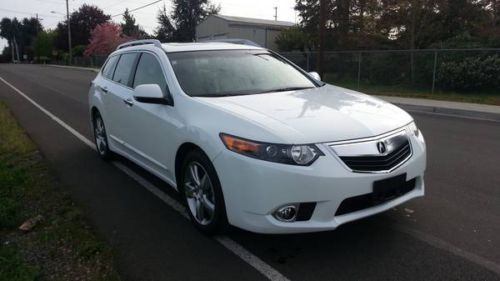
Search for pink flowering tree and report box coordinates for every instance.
[84,22,130,56]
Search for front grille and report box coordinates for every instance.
[339,139,411,172]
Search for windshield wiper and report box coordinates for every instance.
[259,86,314,94]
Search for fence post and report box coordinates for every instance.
[357,52,362,89]
[306,52,310,71]
[431,50,438,94]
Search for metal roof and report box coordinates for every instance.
[213,15,295,28]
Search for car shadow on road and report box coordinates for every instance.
[113,155,500,281]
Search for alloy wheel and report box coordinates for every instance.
[184,162,216,225]
[94,116,108,155]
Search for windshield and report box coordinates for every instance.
[168,50,317,97]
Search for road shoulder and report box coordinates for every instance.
[0,101,121,281]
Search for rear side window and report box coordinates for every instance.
[112,53,138,86]
[102,55,119,79]
[133,53,167,93]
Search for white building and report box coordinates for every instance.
[196,15,295,50]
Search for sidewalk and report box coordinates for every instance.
[377,95,500,121]
[47,64,99,73]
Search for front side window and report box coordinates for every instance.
[112,53,138,86]
[168,50,317,97]
[102,55,119,79]
[133,53,167,94]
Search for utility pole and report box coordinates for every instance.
[66,0,72,64]
[10,39,15,63]
[13,36,20,62]
[317,0,326,78]
[274,6,277,21]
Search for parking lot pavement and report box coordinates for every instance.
[1,64,499,281]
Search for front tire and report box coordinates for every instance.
[92,111,113,161]
[180,150,227,235]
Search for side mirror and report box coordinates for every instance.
[308,71,321,81]
[133,84,172,105]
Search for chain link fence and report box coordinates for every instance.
[280,49,500,93]
[53,49,500,94]
[50,55,107,69]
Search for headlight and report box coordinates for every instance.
[407,121,420,137]
[220,133,323,166]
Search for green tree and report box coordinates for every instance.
[121,9,137,36]
[275,26,309,51]
[0,17,40,61]
[121,9,149,39]
[171,0,220,41]
[33,30,56,61]
[55,4,110,51]
[155,6,175,42]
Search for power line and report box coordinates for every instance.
[104,0,136,10]
[111,0,163,18]
[0,8,60,18]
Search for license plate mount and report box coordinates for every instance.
[373,173,408,203]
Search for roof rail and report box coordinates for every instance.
[116,39,162,50]
[199,38,261,47]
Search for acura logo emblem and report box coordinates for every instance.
[377,141,387,154]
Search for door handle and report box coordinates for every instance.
[123,98,134,107]
[101,86,108,93]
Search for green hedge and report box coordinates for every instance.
[436,55,500,91]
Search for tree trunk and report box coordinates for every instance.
[359,0,366,33]
[409,0,419,84]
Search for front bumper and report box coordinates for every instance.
[212,131,426,234]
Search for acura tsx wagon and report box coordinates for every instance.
[88,39,426,234]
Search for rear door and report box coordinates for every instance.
[97,54,119,132]
[105,52,139,150]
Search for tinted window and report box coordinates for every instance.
[112,53,138,86]
[102,55,119,79]
[133,53,167,93]
[168,50,316,97]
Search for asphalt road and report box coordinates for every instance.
[1,64,499,281]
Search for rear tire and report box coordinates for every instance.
[180,150,228,235]
[92,111,113,161]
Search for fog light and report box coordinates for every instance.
[273,204,298,222]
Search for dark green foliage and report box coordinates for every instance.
[171,0,220,42]
[437,55,500,90]
[54,4,110,50]
[155,6,176,42]
[33,30,56,61]
[121,9,149,39]
[0,16,41,61]
[275,26,309,51]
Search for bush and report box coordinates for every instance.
[437,55,500,91]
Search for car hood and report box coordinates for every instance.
[198,85,413,143]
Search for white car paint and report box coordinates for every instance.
[89,42,426,234]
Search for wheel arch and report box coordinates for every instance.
[175,142,205,186]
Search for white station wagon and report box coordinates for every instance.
[88,39,426,234]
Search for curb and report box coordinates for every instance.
[46,64,99,73]
[392,103,500,122]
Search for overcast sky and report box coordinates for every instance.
[0,0,298,51]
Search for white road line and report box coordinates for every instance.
[0,75,291,281]
[115,162,290,281]
[0,76,95,148]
